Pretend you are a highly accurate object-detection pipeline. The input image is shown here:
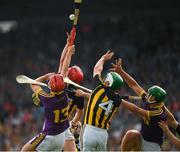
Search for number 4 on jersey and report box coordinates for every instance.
[99,100,114,116]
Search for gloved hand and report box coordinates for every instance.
[70,121,82,135]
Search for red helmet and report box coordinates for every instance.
[68,65,84,84]
[48,74,65,92]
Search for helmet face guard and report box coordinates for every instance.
[68,65,84,84]
[146,94,156,104]
[103,72,123,91]
[147,85,166,103]
[48,74,65,92]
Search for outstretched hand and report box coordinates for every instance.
[66,32,71,44]
[70,121,82,135]
[102,50,114,61]
[74,89,85,97]
[109,58,123,73]
[158,121,169,133]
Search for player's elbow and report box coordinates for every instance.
[77,108,83,112]
[93,68,102,77]
[94,65,102,72]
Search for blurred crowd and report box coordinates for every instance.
[0,16,180,150]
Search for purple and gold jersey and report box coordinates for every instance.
[140,93,167,145]
[35,89,69,135]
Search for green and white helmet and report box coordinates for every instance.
[148,85,167,103]
[103,72,123,90]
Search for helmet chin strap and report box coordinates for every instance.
[147,95,157,103]
[104,81,110,87]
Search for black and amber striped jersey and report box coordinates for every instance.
[84,75,122,130]
[65,84,84,117]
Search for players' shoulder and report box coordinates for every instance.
[38,89,64,98]
[149,108,164,116]
[92,75,103,88]
[113,92,123,101]
[104,89,120,101]
[149,103,165,116]
[38,89,52,97]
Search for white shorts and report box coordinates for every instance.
[83,124,108,151]
[29,132,66,151]
[65,127,75,141]
[141,137,161,151]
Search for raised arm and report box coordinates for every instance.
[93,50,114,78]
[58,32,71,73]
[158,121,180,150]
[121,99,149,119]
[110,59,145,96]
[74,89,91,99]
[61,45,75,77]
[164,106,179,130]
[71,108,83,125]
[30,72,55,93]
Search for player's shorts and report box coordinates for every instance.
[141,136,161,151]
[65,126,75,141]
[83,124,108,151]
[28,131,66,151]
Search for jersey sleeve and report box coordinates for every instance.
[65,84,76,96]
[38,89,57,98]
[112,93,122,107]
[74,96,84,110]
[66,85,84,110]
[140,91,147,102]
[93,75,103,88]
[32,88,42,106]
[140,91,146,97]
